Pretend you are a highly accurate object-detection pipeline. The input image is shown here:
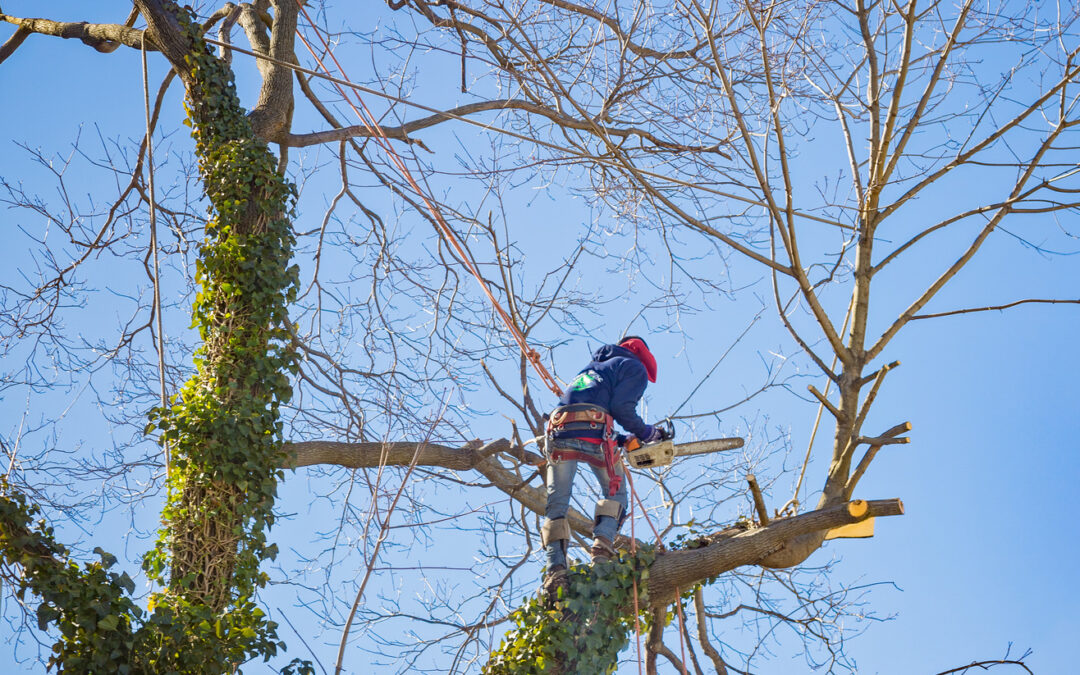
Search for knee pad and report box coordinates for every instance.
[594,499,623,527]
[542,517,570,546]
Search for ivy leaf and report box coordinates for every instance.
[93,547,117,569]
[36,603,60,631]
[118,572,135,596]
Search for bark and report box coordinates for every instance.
[0,25,30,64]
[0,13,148,54]
[238,0,296,142]
[1,3,297,145]
[133,1,193,82]
[287,439,500,472]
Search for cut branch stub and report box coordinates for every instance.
[859,360,901,387]
[857,435,910,446]
[807,384,844,421]
[746,474,770,526]
[846,421,912,498]
[847,499,869,519]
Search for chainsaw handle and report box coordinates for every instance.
[656,419,675,441]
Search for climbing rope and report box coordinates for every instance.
[291,7,562,398]
[287,9,700,670]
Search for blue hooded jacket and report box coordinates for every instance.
[553,344,654,442]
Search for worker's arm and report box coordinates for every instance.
[609,360,656,441]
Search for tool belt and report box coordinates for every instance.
[545,403,622,497]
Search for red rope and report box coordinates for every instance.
[674,585,690,673]
[625,465,689,675]
[292,7,562,399]
[629,487,644,675]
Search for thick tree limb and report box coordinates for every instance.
[286,439,904,607]
[242,0,297,142]
[283,88,723,152]
[0,13,149,53]
[646,498,904,606]
[281,98,723,151]
[286,439,596,537]
[287,438,508,472]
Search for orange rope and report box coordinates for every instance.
[629,487,644,675]
[625,465,689,675]
[292,6,562,398]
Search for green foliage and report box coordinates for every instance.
[0,483,316,674]
[0,3,309,673]
[0,483,141,673]
[484,547,656,675]
[140,2,300,668]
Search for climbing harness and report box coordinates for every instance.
[545,403,622,496]
[286,13,696,673]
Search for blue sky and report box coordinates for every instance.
[1,2,1078,673]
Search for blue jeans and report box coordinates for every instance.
[544,438,628,569]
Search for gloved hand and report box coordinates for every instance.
[641,425,662,443]
[655,423,674,441]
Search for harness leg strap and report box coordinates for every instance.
[542,517,571,546]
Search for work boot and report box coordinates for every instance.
[540,565,568,602]
[590,536,616,564]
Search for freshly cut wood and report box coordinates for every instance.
[825,517,875,540]
[847,499,869,518]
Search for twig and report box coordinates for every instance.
[334,392,451,675]
[933,659,1033,675]
[912,298,1080,320]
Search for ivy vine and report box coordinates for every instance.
[485,547,657,675]
[0,3,309,672]
[141,2,300,669]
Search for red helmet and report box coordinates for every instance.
[618,336,657,383]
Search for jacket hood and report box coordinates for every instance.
[592,343,657,383]
[592,343,630,362]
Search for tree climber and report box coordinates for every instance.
[541,336,671,599]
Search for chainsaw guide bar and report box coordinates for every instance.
[626,437,744,469]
